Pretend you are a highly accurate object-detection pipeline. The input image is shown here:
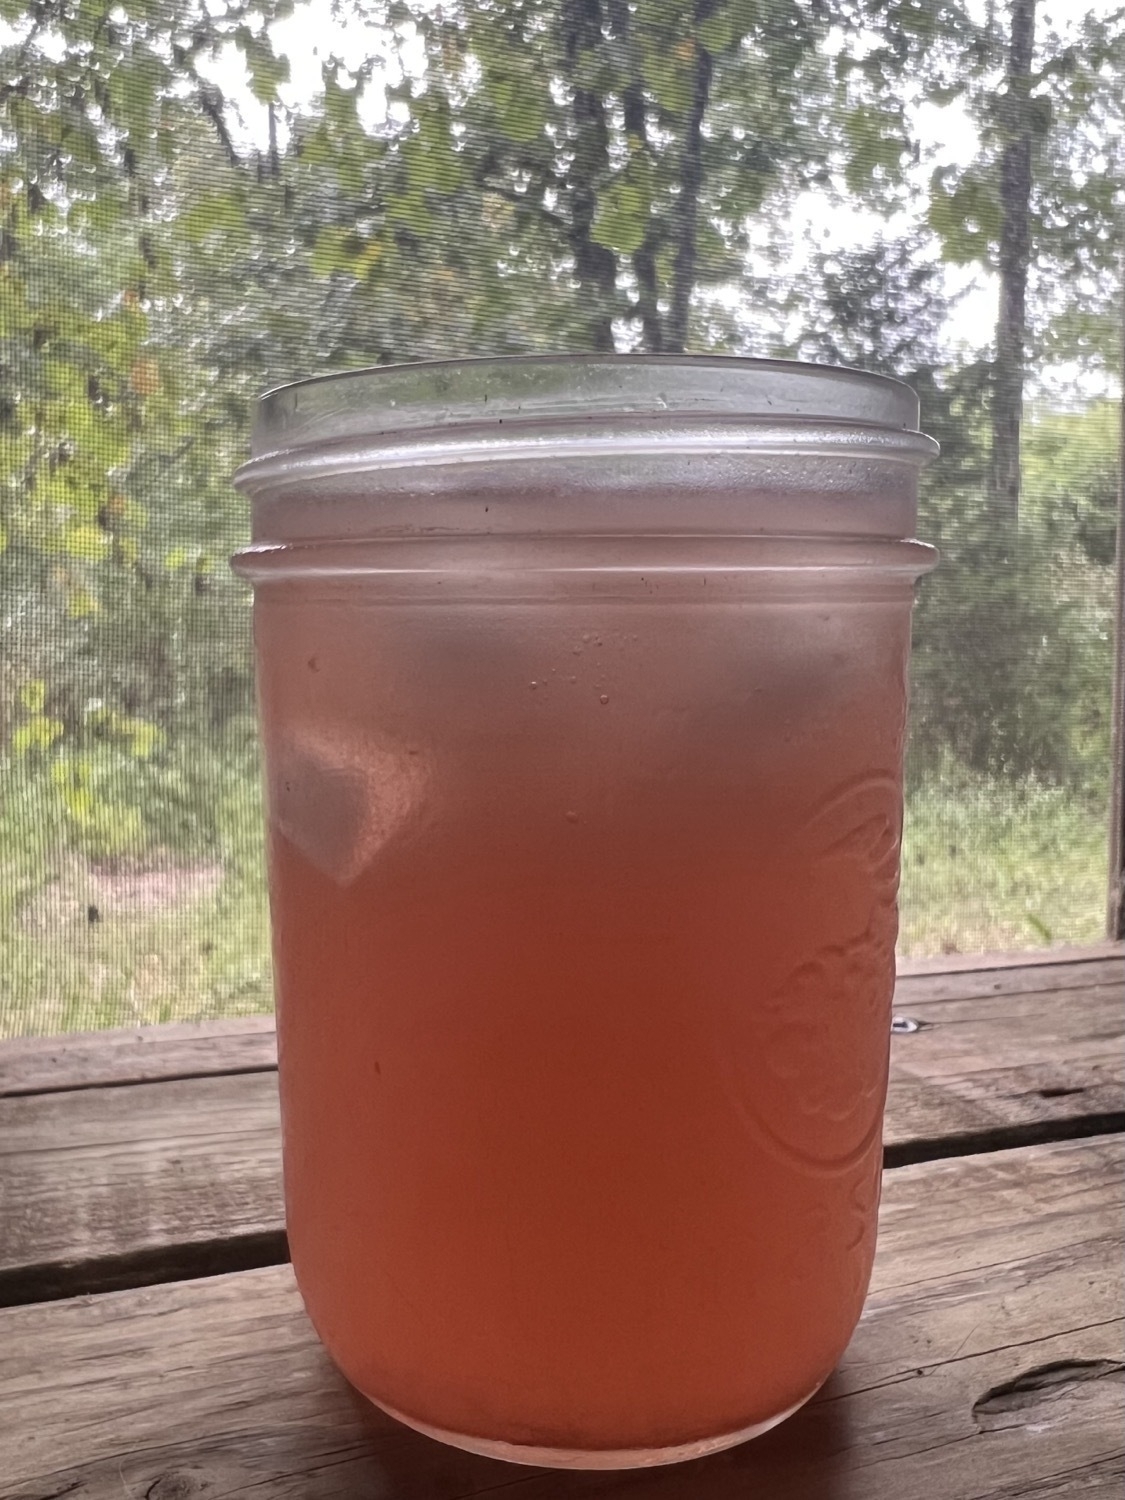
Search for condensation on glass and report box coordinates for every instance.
[233,356,938,1469]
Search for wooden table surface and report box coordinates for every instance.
[1,945,1122,1499]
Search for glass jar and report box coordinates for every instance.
[232,356,937,1469]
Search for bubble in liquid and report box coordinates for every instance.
[565,810,579,823]
[529,681,538,690]
[599,694,610,705]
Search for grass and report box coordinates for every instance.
[898,774,1110,957]
[0,760,1113,1039]
[0,750,274,1039]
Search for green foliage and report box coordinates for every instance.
[899,768,1110,957]
[0,0,1121,1035]
[910,461,1116,793]
[783,234,1117,798]
[1023,402,1121,567]
[929,165,1003,262]
[0,741,271,1038]
[922,3,1125,372]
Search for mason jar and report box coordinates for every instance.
[232,356,937,1469]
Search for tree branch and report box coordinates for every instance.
[607,0,663,351]
[666,8,716,353]
[199,84,241,168]
[474,173,569,232]
[561,0,617,351]
[990,0,1037,531]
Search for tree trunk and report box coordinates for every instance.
[990,0,1037,528]
[561,0,617,352]
[1107,270,1125,938]
[607,0,663,351]
[665,6,716,354]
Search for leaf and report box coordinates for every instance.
[697,13,736,55]
[323,68,362,134]
[354,238,385,278]
[476,33,550,144]
[645,50,692,115]
[61,781,95,822]
[842,105,908,194]
[592,152,654,256]
[67,586,101,618]
[179,190,249,248]
[125,718,161,759]
[19,681,47,714]
[129,358,161,398]
[243,36,291,105]
[12,714,64,754]
[928,167,1002,264]
[64,524,112,561]
[309,225,364,277]
[114,52,167,142]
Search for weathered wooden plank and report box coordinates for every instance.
[891,955,1122,1005]
[0,1015,277,1098]
[2,951,1117,1099]
[0,1070,285,1305]
[894,939,1124,977]
[892,980,1122,1026]
[1,1136,1120,1500]
[885,977,1125,1159]
[1,976,1121,1305]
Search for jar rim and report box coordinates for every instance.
[250,354,924,461]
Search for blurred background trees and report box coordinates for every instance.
[2,0,1122,1029]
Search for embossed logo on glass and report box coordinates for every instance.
[750,774,902,1173]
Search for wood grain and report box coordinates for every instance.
[885,977,1125,1160]
[0,1014,277,1098]
[890,955,1122,1004]
[2,949,1118,1099]
[1,1136,1121,1500]
[0,1070,285,1305]
[1,960,1121,1304]
[893,939,1123,977]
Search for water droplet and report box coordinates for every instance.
[565,810,579,823]
[529,681,538,690]
[569,675,577,684]
[599,694,609,705]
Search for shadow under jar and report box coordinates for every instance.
[232,356,938,1469]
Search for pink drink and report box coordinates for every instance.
[234,358,937,1466]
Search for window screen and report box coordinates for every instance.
[2,0,1122,1035]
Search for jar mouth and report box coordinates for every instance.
[243,355,931,468]
[234,415,938,501]
[234,357,939,554]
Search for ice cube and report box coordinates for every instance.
[268,724,429,885]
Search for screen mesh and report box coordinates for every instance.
[2,0,1121,1034]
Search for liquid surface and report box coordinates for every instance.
[259,595,910,1453]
